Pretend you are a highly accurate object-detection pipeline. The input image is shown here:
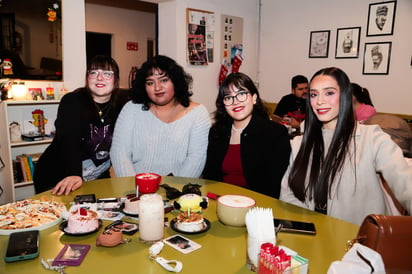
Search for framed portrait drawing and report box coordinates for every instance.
[363,42,392,75]
[335,27,361,58]
[309,30,330,58]
[367,1,396,36]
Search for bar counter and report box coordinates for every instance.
[0,176,359,273]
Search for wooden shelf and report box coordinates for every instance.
[4,99,60,105]
[14,181,34,188]
[0,100,59,203]
[10,137,53,147]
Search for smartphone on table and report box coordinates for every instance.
[274,219,316,235]
[4,230,40,262]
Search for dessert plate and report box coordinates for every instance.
[122,209,139,217]
[122,205,173,217]
[60,220,102,236]
[170,218,211,235]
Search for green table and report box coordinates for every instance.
[0,176,359,273]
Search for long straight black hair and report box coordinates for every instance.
[288,67,356,209]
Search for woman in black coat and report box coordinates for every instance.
[202,72,291,198]
[33,55,129,195]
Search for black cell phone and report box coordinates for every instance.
[74,194,96,204]
[274,219,316,235]
[4,230,40,262]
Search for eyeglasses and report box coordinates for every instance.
[88,70,114,80]
[223,91,249,106]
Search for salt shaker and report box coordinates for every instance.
[139,193,164,243]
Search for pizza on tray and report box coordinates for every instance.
[0,199,66,231]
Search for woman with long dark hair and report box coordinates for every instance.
[280,67,412,225]
[203,72,291,198]
[34,55,129,195]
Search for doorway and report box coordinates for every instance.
[86,32,112,66]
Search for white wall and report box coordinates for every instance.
[42,0,412,115]
[61,0,86,92]
[158,0,259,114]
[85,4,156,88]
[259,0,412,115]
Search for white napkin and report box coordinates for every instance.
[327,243,385,274]
[245,207,276,268]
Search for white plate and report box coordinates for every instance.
[122,209,139,216]
[0,217,62,235]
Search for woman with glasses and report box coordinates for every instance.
[202,72,291,198]
[33,55,129,195]
[110,55,210,178]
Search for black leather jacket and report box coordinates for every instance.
[203,114,291,198]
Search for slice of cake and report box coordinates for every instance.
[124,194,140,215]
[175,211,205,232]
[65,208,99,234]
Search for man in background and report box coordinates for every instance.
[272,75,308,130]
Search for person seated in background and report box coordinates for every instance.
[110,55,210,178]
[352,82,376,123]
[272,75,308,130]
[280,67,412,225]
[364,114,412,158]
[203,72,291,198]
[33,55,129,195]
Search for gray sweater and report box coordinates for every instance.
[110,102,211,178]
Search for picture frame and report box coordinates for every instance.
[366,1,396,36]
[309,30,330,58]
[335,27,361,58]
[52,244,90,266]
[362,42,392,75]
[186,8,215,66]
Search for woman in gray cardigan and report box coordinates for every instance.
[280,67,412,225]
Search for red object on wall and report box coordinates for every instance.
[127,42,138,51]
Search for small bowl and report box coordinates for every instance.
[217,194,256,227]
[135,173,161,194]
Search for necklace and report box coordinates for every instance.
[95,102,111,123]
[153,104,178,123]
[231,124,245,132]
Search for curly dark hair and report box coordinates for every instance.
[131,55,193,110]
[213,72,268,129]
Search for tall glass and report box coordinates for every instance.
[139,193,164,243]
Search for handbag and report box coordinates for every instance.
[348,214,412,272]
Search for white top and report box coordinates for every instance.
[280,124,412,225]
[110,101,211,178]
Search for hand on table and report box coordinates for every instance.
[52,176,83,196]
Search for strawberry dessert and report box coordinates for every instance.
[66,208,99,233]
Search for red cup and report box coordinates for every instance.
[135,173,162,194]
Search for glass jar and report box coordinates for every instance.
[139,193,164,243]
